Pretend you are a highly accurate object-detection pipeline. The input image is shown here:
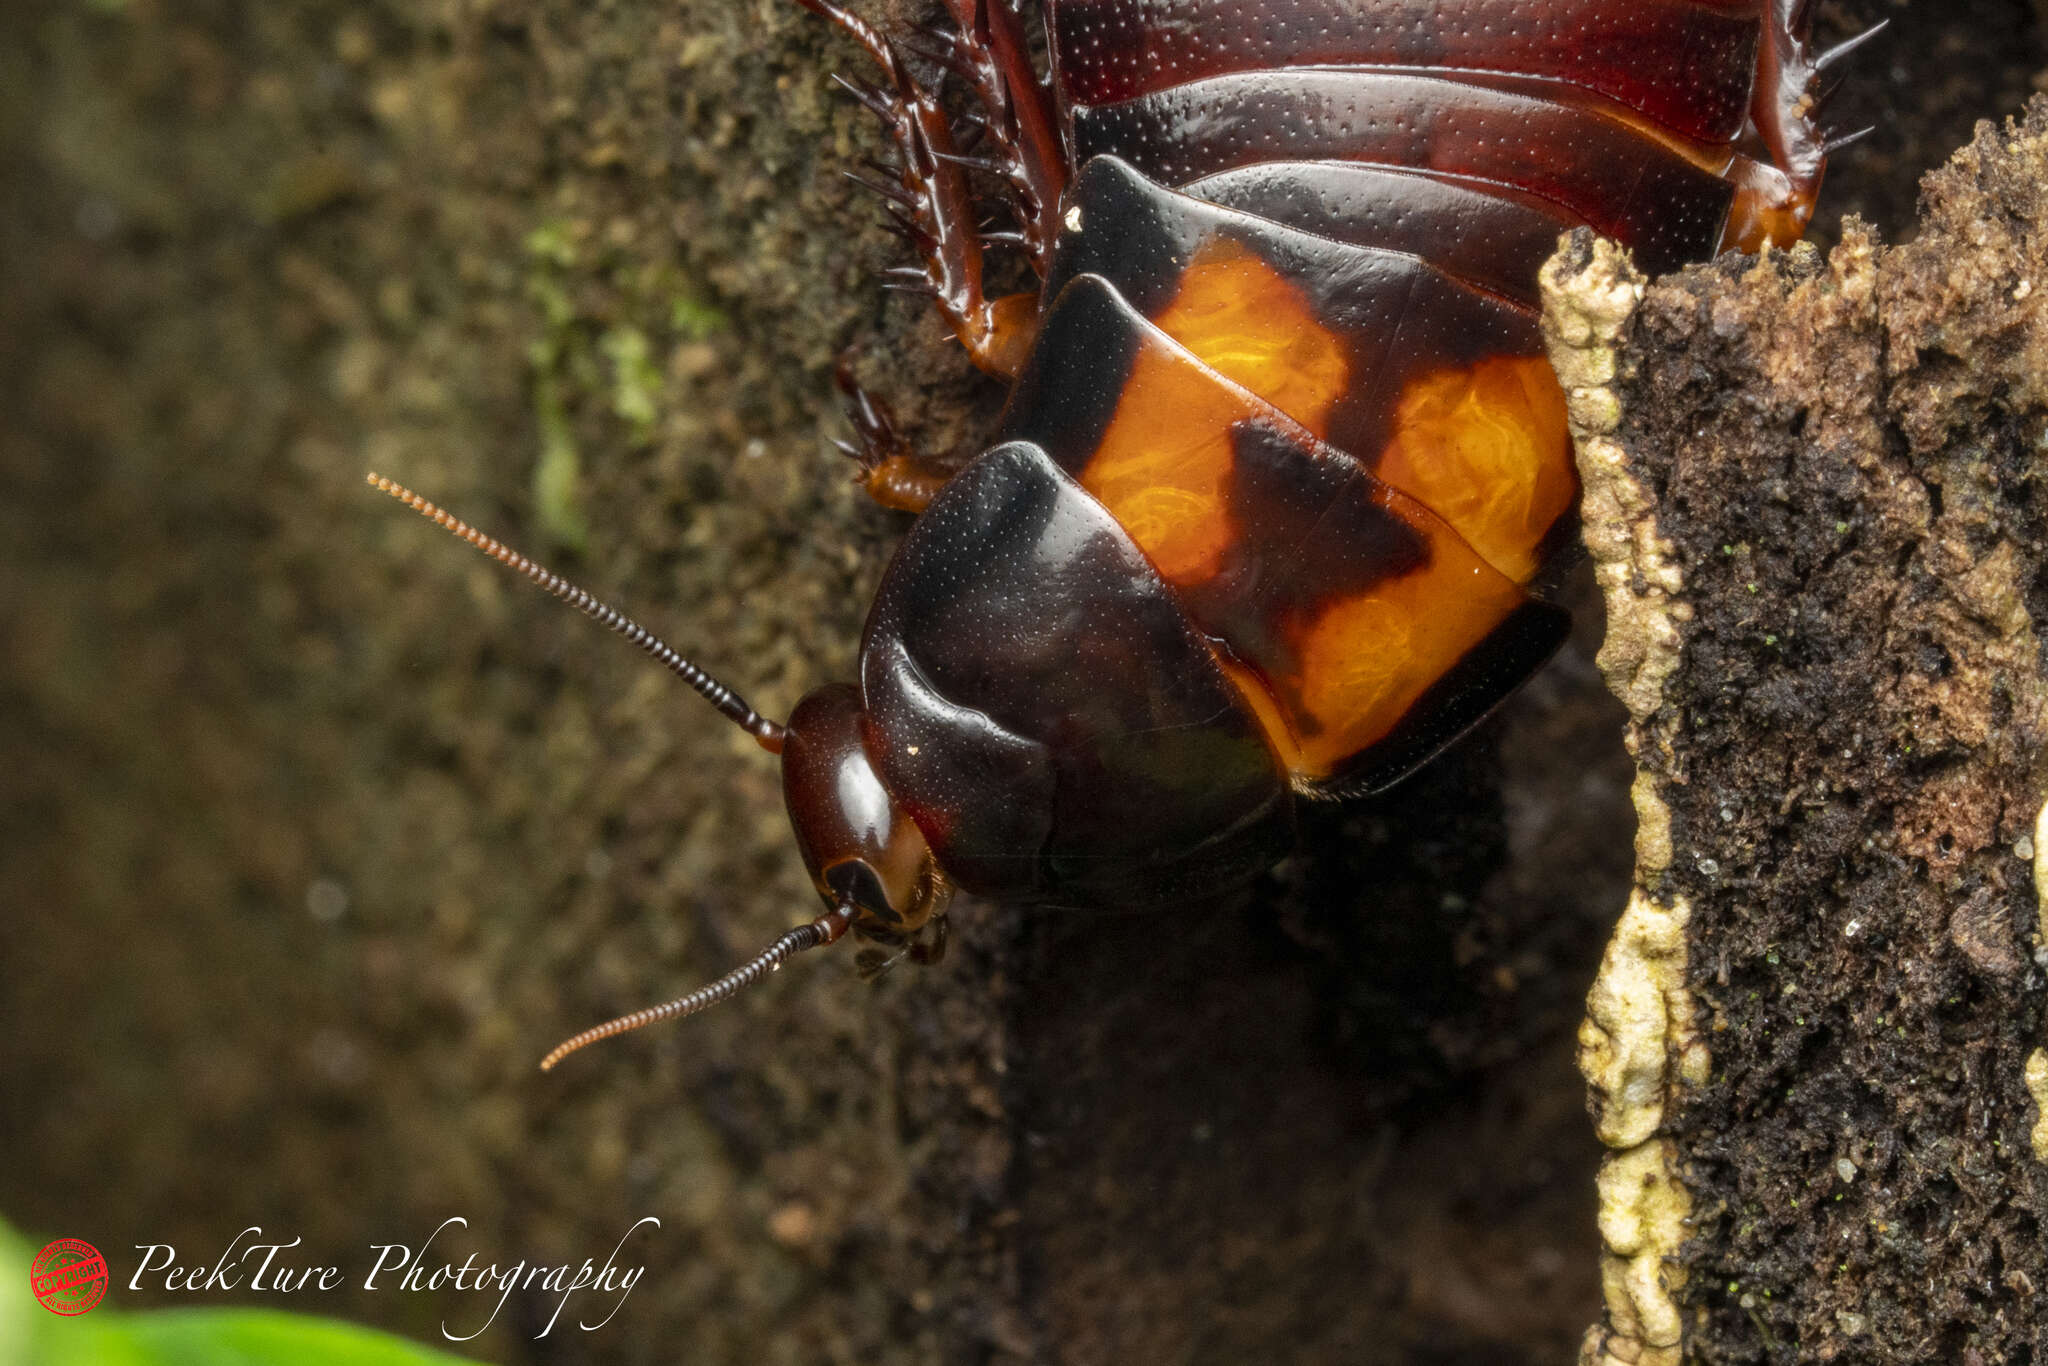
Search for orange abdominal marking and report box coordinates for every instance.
[1372,355,1576,584]
[1283,514,1524,775]
[1060,298,1530,784]
[1069,240,1352,583]
[1074,341,1251,583]
[1150,238,1352,438]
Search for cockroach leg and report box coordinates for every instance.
[904,913,949,967]
[830,356,957,515]
[1726,0,1886,251]
[932,0,1068,275]
[799,0,1038,378]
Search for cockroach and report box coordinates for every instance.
[373,0,1877,1069]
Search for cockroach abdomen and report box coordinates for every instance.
[1047,0,1766,145]
[861,440,1295,906]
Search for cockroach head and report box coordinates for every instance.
[365,472,951,1070]
[781,683,952,936]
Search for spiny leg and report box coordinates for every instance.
[830,357,958,515]
[922,0,1068,274]
[1724,0,1887,252]
[799,0,1037,377]
[798,0,1057,512]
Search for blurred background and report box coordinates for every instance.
[3,0,2040,1362]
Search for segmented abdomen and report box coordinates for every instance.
[1000,0,1771,793]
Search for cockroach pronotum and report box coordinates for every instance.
[372,0,1876,1069]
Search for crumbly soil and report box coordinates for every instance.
[1593,104,2048,1364]
[0,1,2036,1363]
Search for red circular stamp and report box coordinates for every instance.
[30,1239,108,1316]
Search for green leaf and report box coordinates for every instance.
[121,1311,482,1366]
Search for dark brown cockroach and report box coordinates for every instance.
[375,0,1876,1069]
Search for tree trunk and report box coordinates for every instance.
[1549,105,2048,1366]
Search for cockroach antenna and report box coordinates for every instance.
[537,904,854,1071]
[366,472,859,1068]
[365,473,785,753]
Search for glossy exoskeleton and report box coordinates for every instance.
[376,0,1872,1068]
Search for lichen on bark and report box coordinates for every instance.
[1550,103,2048,1364]
[1543,232,1701,1366]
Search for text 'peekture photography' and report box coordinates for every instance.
[121,1216,660,1341]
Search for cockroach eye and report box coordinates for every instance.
[781,684,952,937]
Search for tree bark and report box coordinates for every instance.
[1548,104,2048,1366]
